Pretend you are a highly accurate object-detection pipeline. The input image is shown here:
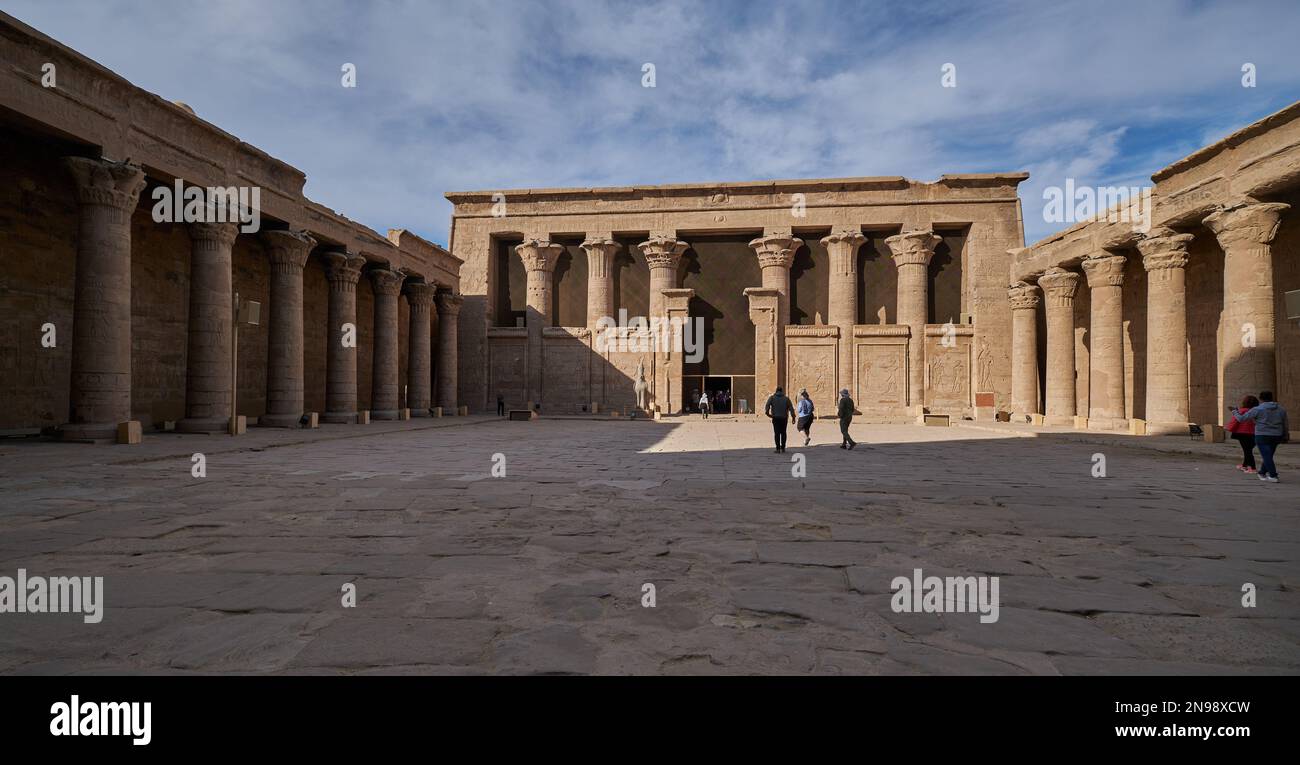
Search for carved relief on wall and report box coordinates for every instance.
[976,336,993,392]
[856,344,906,406]
[925,340,971,409]
[488,337,527,406]
[541,336,591,413]
[787,343,836,409]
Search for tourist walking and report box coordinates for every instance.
[699,391,710,419]
[496,393,505,417]
[1226,394,1259,473]
[764,386,796,453]
[837,388,857,449]
[796,388,815,446]
[1231,391,1290,483]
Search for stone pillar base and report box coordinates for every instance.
[1043,415,1074,427]
[259,412,305,428]
[370,409,402,421]
[116,421,142,445]
[321,411,360,424]
[410,408,431,418]
[1086,416,1128,431]
[176,417,230,434]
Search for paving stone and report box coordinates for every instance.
[1,419,1296,674]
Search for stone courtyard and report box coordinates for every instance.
[2,417,1296,675]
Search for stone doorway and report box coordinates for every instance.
[684,374,755,414]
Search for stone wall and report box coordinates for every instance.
[448,175,1026,415]
[0,130,77,429]
[1011,99,1300,433]
[0,12,464,434]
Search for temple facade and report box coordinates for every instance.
[1007,101,1300,434]
[447,176,1029,416]
[0,13,463,438]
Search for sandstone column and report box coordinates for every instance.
[1038,267,1080,425]
[640,235,689,322]
[405,282,436,416]
[368,267,405,420]
[260,230,317,427]
[1080,252,1127,429]
[516,239,562,409]
[822,228,865,395]
[1136,230,1194,433]
[749,233,802,392]
[321,252,367,424]
[1204,202,1290,406]
[639,235,689,411]
[436,290,463,413]
[885,229,941,408]
[59,157,147,441]
[177,221,240,433]
[1007,280,1041,418]
[749,233,802,329]
[582,235,620,329]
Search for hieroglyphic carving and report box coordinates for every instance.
[925,341,972,408]
[787,343,836,409]
[856,344,906,406]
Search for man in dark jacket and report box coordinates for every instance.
[837,388,857,449]
[764,386,797,453]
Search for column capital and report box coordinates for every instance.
[639,236,689,269]
[1007,280,1041,310]
[515,238,564,272]
[404,281,437,306]
[63,156,147,210]
[820,229,866,249]
[885,229,941,267]
[368,266,406,296]
[436,290,464,316]
[322,252,368,285]
[1137,229,1194,271]
[261,229,316,268]
[188,221,240,246]
[580,236,620,255]
[1038,267,1080,300]
[748,234,802,269]
[1081,253,1126,288]
[1203,202,1290,247]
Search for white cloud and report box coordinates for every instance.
[5,0,1299,248]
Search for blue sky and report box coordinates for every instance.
[8,0,1299,246]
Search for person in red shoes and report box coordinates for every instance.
[1226,394,1259,474]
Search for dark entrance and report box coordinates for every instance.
[684,374,755,414]
[705,376,731,414]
